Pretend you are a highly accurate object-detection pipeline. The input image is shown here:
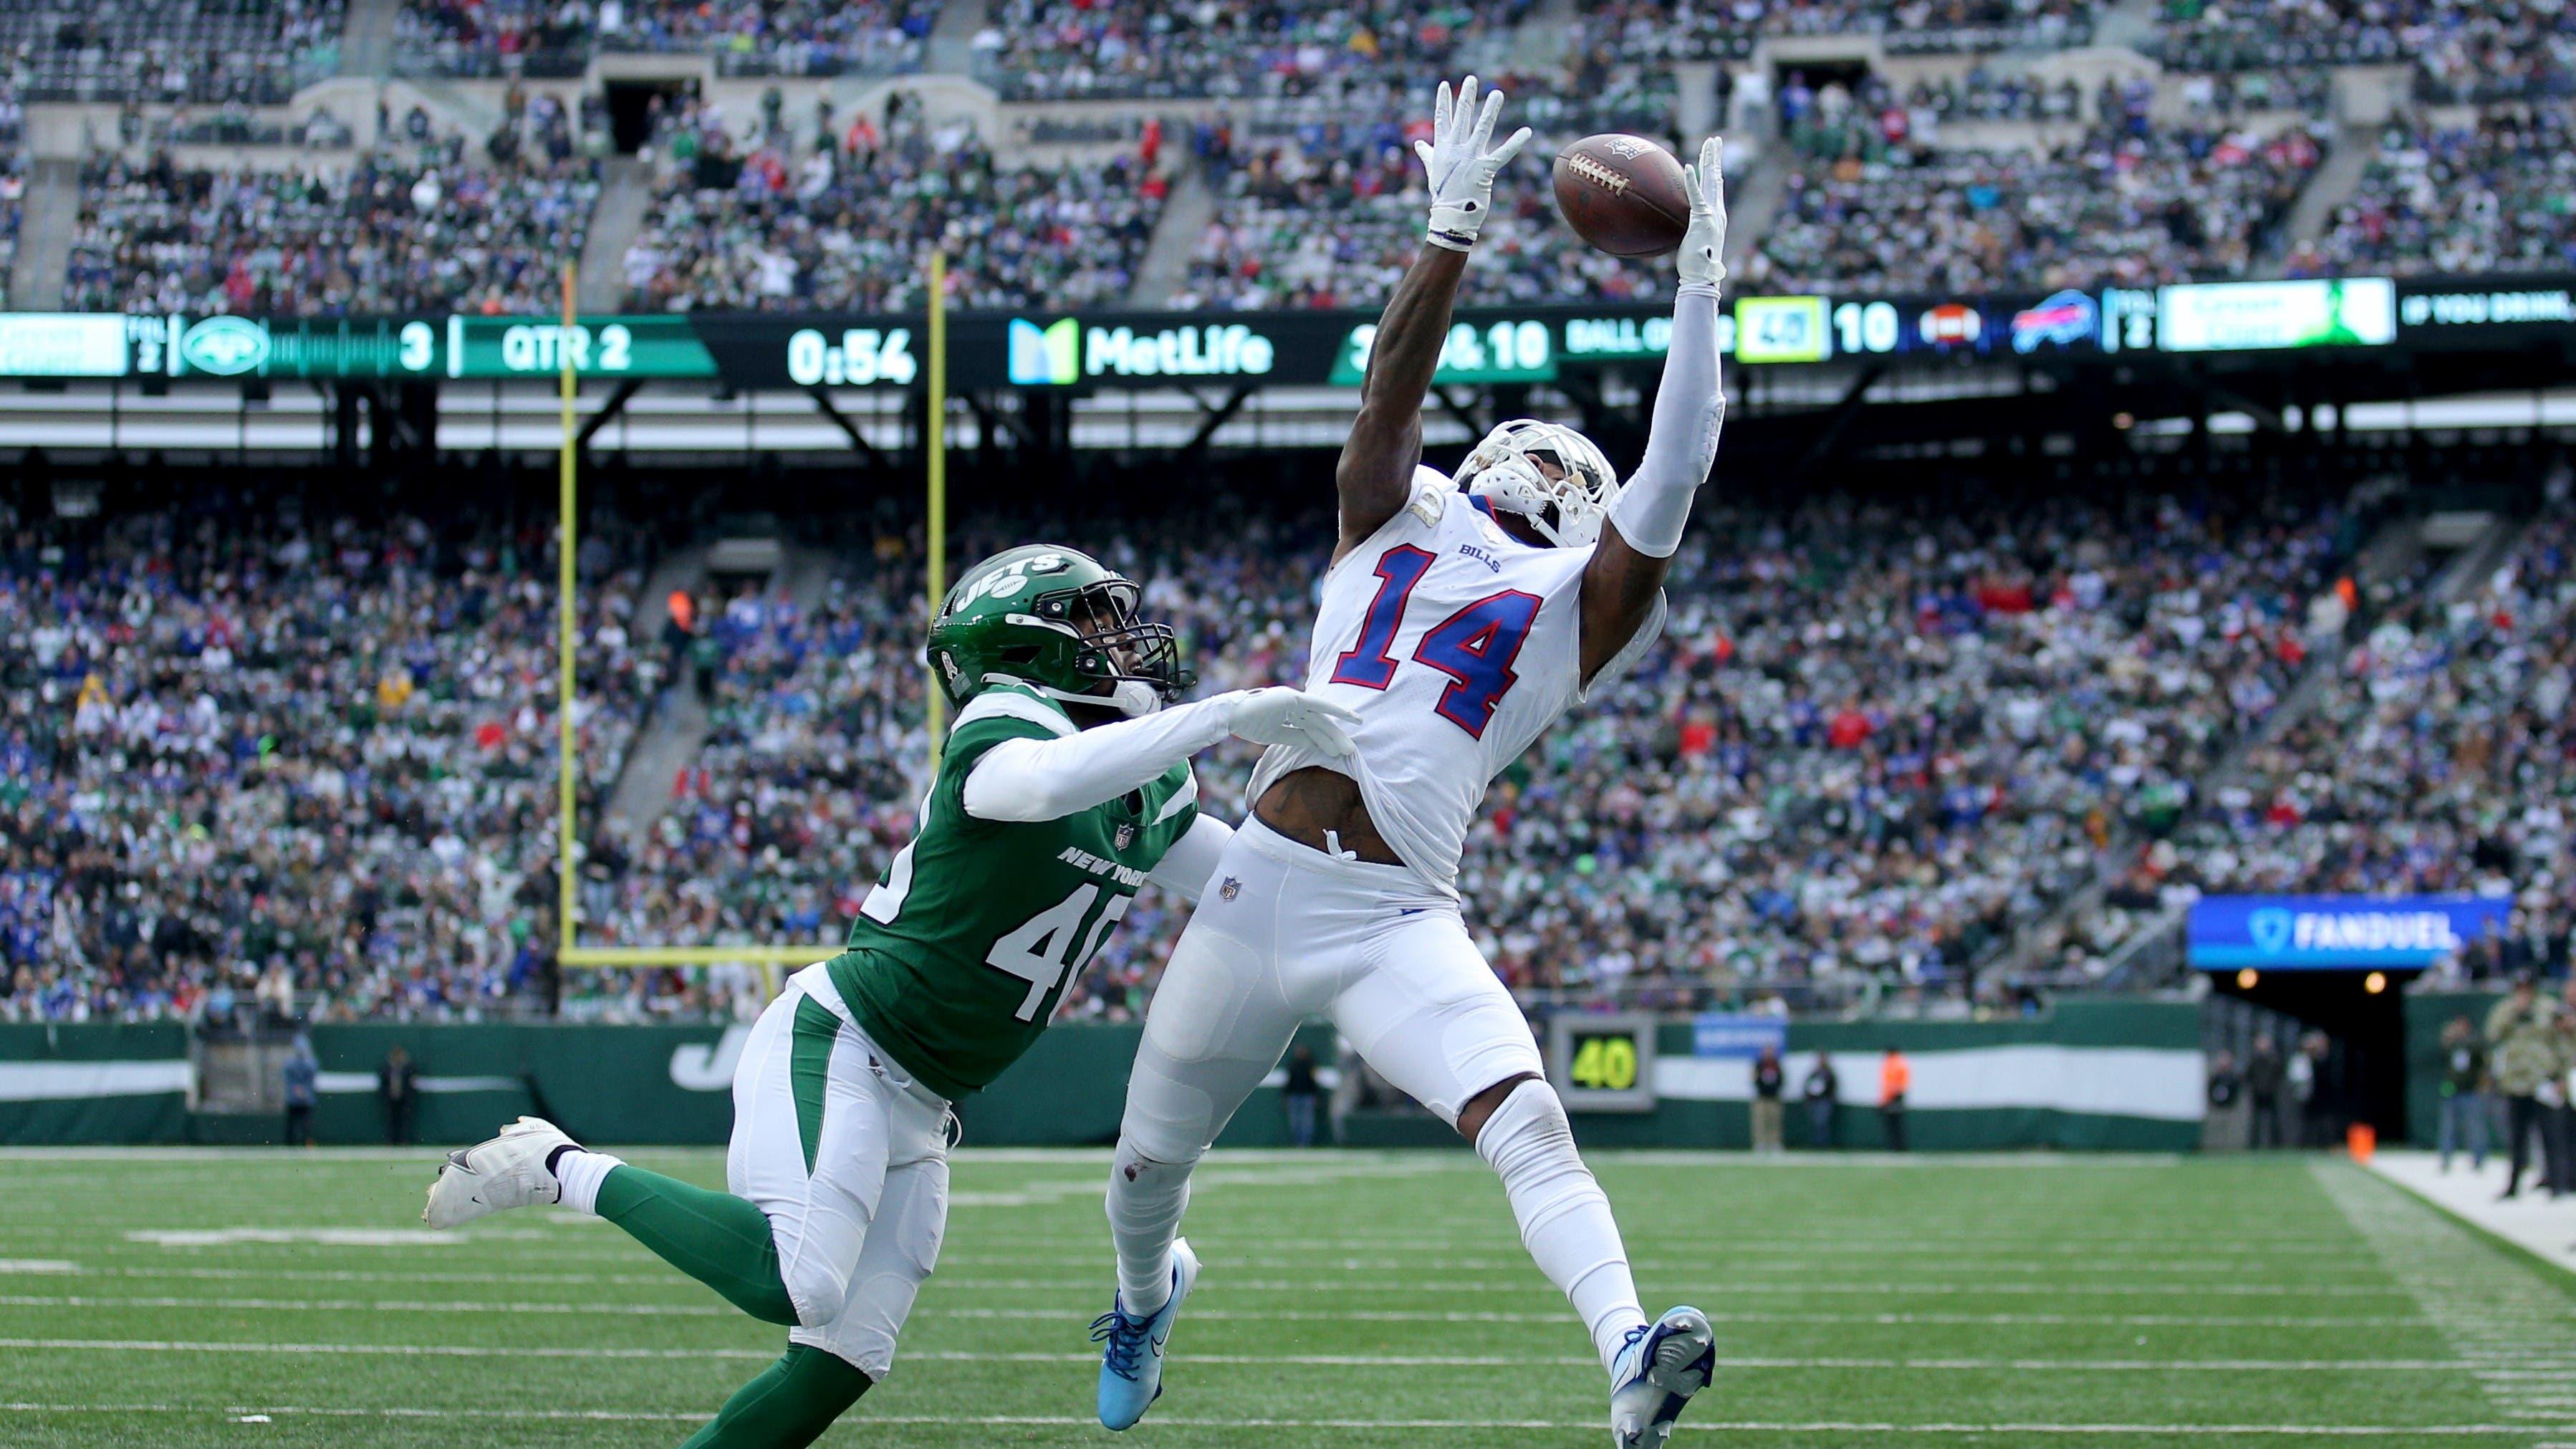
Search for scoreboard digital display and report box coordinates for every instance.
[1547,1013,1658,1113]
[0,270,2561,387]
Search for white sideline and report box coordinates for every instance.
[0,1403,2567,1435]
[2367,1149,2576,1278]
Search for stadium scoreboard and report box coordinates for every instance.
[2,272,2564,387]
[1547,1013,1659,1113]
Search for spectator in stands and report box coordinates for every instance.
[1802,1053,1838,1148]
[2245,1033,2287,1149]
[2203,1049,2246,1152]
[1750,1042,1785,1152]
[2438,1015,2490,1173]
[1282,1042,1322,1147]
[282,1036,318,1147]
[1878,1046,1911,1150]
[378,1044,419,1145]
[2487,976,2562,1198]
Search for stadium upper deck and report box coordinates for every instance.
[0,0,2559,323]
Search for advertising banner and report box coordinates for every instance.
[2187,895,2512,969]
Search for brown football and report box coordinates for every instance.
[1552,133,1690,258]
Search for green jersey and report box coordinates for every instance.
[830,685,1198,1100]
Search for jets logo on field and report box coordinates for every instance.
[1219,877,1241,900]
[1115,823,1136,850]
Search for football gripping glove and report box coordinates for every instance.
[1678,135,1728,291]
[1416,75,1531,252]
[1224,688,1362,757]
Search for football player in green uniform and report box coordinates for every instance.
[423,544,1358,1448]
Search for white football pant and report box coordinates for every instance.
[731,964,952,1377]
[1120,817,1546,1163]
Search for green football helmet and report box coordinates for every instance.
[926,544,1194,717]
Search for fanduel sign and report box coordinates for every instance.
[2187,895,2512,969]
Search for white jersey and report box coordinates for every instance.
[1246,466,1665,893]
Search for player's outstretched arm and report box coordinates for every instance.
[959,688,1359,824]
[1335,77,1531,564]
[1580,135,1729,685]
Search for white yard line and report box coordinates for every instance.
[0,1402,2563,1435]
[0,1337,2493,1372]
[0,1293,2431,1329]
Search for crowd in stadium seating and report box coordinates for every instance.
[1576,0,2092,62]
[561,470,2368,1021]
[2288,102,2576,280]
[395,0,933,79]
[1737,74,2326,294]
[970,0,1533,102]
[0,502,652,1024]
[0,92,22,291]
[2411,3,2572,105]
[624,91,1163,312]
[1,460,2383,1024]
[2153,0,2529,74]
[1168,67,1677,310]
[2122,483,2575,979]
[0,0,343,104]
[62,121,600,317]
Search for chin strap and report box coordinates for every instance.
[982,673,1166,719]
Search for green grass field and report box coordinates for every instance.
[0,1147,2567,1447]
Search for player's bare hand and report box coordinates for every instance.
[1678,135,1727,289]
[1221,688,1362,757]
[1414,75,1531,251]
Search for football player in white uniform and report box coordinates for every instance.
[1091,77,1733,1449]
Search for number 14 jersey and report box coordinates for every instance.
[1246,467,1665,895]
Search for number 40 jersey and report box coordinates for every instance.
[1246,466,1665,896]
[830,683,1199,1102]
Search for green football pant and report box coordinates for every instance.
[680,1344,872,1449]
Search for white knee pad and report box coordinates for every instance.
[784,1257,851,1333]
[1474,1079,1591,1234]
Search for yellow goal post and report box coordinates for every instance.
[551,253,949,971]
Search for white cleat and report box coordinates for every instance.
[422,1116,575,1229]
[1609,1305,1716,1449]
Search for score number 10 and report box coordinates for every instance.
[1830,300,1901,355]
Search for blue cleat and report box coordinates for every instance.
[1608,1305,1716,1449]
[1092,1238,1200,1430]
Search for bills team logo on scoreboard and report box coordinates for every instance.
[2010,289,2097,354]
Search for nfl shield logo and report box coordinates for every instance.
[1219,876,1241,900]
[1115,823,1135,850]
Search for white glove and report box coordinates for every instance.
[1413,75,1531,252]
[1678,135,1728,291]
[1221,687,1362,756]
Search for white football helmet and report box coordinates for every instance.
[1458,418,1623,547]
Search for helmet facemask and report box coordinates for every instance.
[1022,577,1191,717]
[1459,420,1623,548]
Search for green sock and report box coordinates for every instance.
[594,1164,799,1326]
[680,1345,873,1449]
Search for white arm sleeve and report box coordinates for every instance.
[960,697,1234,823]
[1605,282,1725,559]
[1145,813,1236,903]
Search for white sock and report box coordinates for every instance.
[552,1147,625,1215]
[1474,1079,1648,1376]
[1105,1137,1195,1316]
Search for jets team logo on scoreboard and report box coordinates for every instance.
[176,315,272,376]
